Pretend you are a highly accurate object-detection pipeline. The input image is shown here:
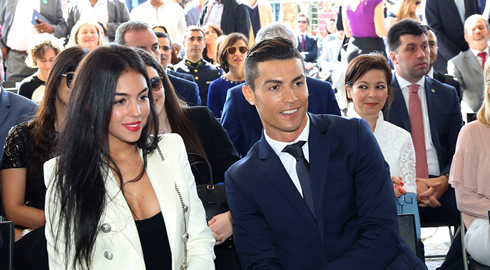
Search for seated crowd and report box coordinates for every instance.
[1,0,490,269]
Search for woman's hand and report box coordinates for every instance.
[208,211,233,245]
[392,176,407,198]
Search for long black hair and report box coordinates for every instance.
[50,44,159,269]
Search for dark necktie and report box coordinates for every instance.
[282,141,315,217]
[478,52,487,68]
[301,35,306,52]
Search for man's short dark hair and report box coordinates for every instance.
[154,31,172,47]
[244,37,304,90]
[387,19,427,52]
[114,21,152,45]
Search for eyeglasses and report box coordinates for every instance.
[226,46,248,54]
[150,76,163,91]
[60,72,75,88]
[297,20,308,24]
[415,1,421,5]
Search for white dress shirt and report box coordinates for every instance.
[396,74,441,176]
[264,116,311,197]
[469,47,489,68]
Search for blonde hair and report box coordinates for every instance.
[25,33,63,68]
[393,0,420,21]
[478,63,490,125]
[68,20,105,48]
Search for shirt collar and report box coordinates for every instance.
[395,73,425,90]
[470,47,489,57]
[264,115,310,157]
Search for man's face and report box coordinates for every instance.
[327,20,336,34]
[464,18,489,50]
[427,30,438,67]
[157,36,172,68]
[184,30,206,62]
[390,34,429,83]
[296,16,308,33]
[242,58,309,142]
[124,29,161,61]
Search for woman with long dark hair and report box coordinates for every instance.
[134,48,240,269]
[44,45,215,269]
[1,46,88,242]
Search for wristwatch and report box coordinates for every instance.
[442,172,450,179]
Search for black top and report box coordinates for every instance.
[0,121,51,210]
[185,106,239,184]
[18,74,45,100]
[135,212,172,270]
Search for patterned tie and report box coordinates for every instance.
[409,84,429,178]
[283,141,315,217]
[301,35,306,52]
[478,52,487,68]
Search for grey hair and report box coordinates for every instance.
[464,14,490,34]
[114,21,152,45]
[255,22,298,48]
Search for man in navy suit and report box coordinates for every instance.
[425,0,481,73]
[0,54,37,164]
[296,13,319,78]
[221,22,340,157]
[385,19,463,268]
[226,37,425,270]
[115,21,201,106]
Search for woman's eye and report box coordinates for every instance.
[114,99,125,105]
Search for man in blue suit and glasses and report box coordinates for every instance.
[225,37,425,270]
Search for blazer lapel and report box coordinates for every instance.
[465,50,484,74]
[307,114,330,243]
[390,75,411,131]
[257,136,319,233]
[104,168,145,259]
[424,77,442,155]
[0,88,11,127]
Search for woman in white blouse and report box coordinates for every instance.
[345,53,417,197]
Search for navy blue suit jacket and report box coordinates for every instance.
[383,75,463,175]
[0,88,37,164]
[425,0,481,71]
[221,77,340,157]
[168,73,201,106]
[167,69,195,82]
[226,114,425,270]
[297,34,318,63]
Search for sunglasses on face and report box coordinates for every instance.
[415,1,421,5]
[226,46,248,54]
[297,20,308,24]
[150,76,163,91]
[60,72,75,88]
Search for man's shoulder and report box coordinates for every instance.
[168,73,198,88]
[2,89,37,110]
[449,50,469,63]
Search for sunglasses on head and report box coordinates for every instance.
[60,72,75,88]
[415,1,421,4]
[226,46,248,54]
[150,76,163,91]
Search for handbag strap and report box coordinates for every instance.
[156,145,188,270]
[187,152,214,186]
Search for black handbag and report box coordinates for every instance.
[188,152,229,221]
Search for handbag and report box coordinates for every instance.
[188,152,229,222]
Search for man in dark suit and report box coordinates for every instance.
[425,0,481,73]
[226,37,425,270]
[115,21,201,106]
[0,53,37,164]
[197,0,250,38]
[296,13,319,78]
[174,26,223,106]
[385,19,463,268]
[221,22,340,157]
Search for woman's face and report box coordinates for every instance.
[226,39,248,71]
[77,24,99,50]
[346,69,388,118]
[146,66,165,114]
[36,48,56,78]
[205,27,218,46]
[108,71,150,146]
[57,71,74,106]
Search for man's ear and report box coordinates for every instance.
[389,51,398,66]
[242,85,255,105]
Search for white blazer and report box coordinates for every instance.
[44,134,215,269]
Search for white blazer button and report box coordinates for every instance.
[104,251,113,260]
[183,204,188,213]
[101,223,111,233]
[182,232,189,242]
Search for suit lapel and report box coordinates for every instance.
[0,89,11,127]
[391,76,411,131]
[424,77,441,155]
[464,50,484,74]
[307,114,330,243]
[257,136,319,233]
